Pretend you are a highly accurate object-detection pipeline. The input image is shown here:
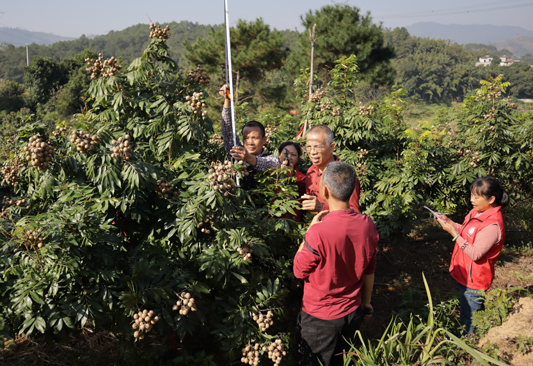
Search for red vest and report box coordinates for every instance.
[449,206,505,290]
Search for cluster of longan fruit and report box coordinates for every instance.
[2,197,27,208]
[132,309,159,340]
[359,104,374,116]
[483,106,497,120]
[149,23,171,41]
[187,64,210,86]
[309,88,325,102]
[24,135,55,171]
[265,125,278,146]
[185,92,208,117]
[208,133,223,145]
[1,157,23,186]
[197,218,214,234]
[85,54,121,80]
[237,242,253,261]
[208,161,238,196]
[155,178,178,199]
[52,126,69,137]
[265,339,286,366]
[253,310,274,332]
[111,135,132,160]
[331,107,341,116]
[172,292,197,315]
[355,148,369,176]
[315,100,332,111]
[1,197,28,218]
[241,343,261,366]
[21,227,45,249]
[70,130,100,154]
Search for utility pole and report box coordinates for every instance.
[26,44,29,65]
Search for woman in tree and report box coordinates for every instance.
[278,141,305,221]
[279,141,304,177]
[436,176,508,335]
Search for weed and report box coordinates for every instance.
[515,334,533,355]
[473,287,527,337]
[342,273,508,366]
[511,270,533,283]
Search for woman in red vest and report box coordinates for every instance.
[436,176,508,335]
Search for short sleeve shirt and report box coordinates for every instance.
[293,209,378,320]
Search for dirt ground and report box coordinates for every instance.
[478,254,533,366]
[479,297,533,366]
[367,231,533,364]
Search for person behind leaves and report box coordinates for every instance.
[218,84,280,190]
[294,161,378,366]
[301,124,360,213]
[278,141,306,221]
[436,176,508,335]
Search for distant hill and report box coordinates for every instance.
[0,27,75,46]
[492,36,533,57]
[406,22,533,45]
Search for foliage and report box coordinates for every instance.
[286,5,395,86]
[23,56,68,110]
[184,18,287,83]
[291,59,533,238]
[0,27,301,364]
[515,334,533,355]
[0,81,25,113]
[473,287,530,338]
[184,18,289,113]
[343,273,508,365]
[388,30,480,104]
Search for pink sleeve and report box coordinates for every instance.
[456,224,501,261]
[451,221,462,233]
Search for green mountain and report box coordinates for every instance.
[492,36,533,57]
[0,27,75,46]
[0,21,217,82]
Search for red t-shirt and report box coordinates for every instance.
[303,157,361,213]
[293,209,378,320]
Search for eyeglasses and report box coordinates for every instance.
[305,145,329,153]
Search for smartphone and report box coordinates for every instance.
[423,206,444,220]
[283,148,290,166]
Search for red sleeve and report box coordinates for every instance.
[363,254,377,275]
[349,177,361,213]
[363,219,378,274]
[293,229,321,279]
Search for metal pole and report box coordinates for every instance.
[26,44,29,66]
[224,0,240,186]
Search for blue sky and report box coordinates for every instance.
[1,0,532,38]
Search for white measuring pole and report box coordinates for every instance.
[224,0,240,186]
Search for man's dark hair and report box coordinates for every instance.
[242,120,266,138]
[278,141,302,157]
[470,176,509,208]
[308,124,334,145]
[322,161,356,202]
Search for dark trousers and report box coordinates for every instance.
[297,307,363,366]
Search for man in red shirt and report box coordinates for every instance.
[301,125,360,213]
[294,161,378,366]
